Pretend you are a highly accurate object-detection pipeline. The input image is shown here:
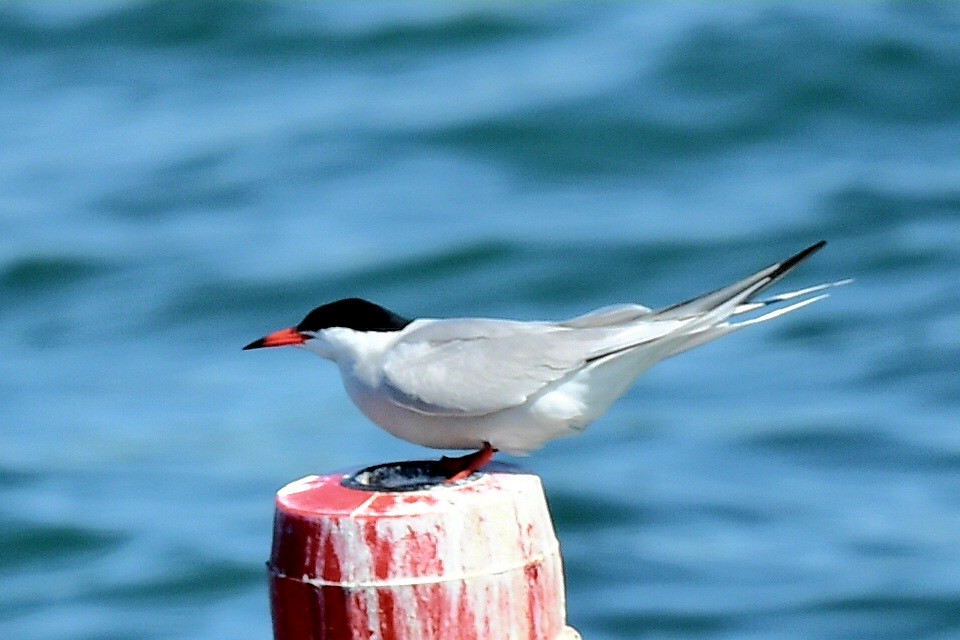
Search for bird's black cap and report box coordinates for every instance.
[296,298,412,333]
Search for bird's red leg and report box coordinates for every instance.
[438,442,497,483]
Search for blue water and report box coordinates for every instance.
[2,3,959,638]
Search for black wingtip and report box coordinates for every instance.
[791,240,827,265]
[769,240,827,282]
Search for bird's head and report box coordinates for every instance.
[243,298,412,361]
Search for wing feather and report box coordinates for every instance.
[378,242,838,418]
[559,304,651,328]
[381,320,589,417]
[380,317,683,417]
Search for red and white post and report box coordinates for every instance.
[269,463,580,640]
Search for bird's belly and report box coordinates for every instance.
[340,375,587,455]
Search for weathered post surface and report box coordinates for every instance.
[269,461,580,640]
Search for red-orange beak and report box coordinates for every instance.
[243,327,308,350]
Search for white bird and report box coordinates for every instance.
[245,241,848,480]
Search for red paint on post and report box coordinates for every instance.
[269,468,580,640]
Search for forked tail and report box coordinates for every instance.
[655,241,850,358]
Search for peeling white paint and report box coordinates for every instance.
[271,469,575,640]
[277,474,320,496]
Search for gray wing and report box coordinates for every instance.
[380,242,842,418]
[380,317,681,417]
[380,319,588,417]
[559,304,651,328]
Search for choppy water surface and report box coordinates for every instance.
[2,3,959,639]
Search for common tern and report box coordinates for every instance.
[245,241,847,480]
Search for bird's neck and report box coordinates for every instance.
[314,327,403,386]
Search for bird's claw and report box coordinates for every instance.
[438,442,497,483]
